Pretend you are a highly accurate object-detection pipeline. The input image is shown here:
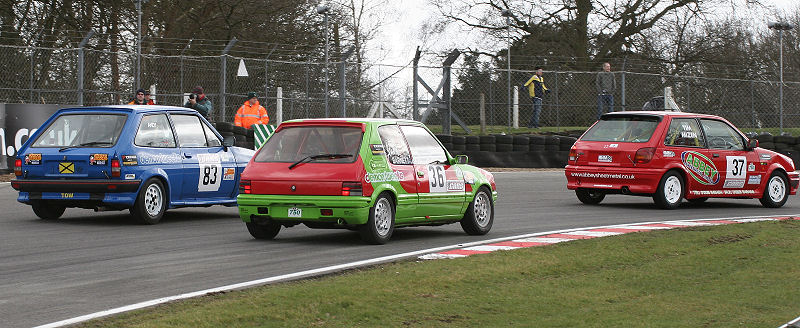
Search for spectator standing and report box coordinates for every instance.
[234,92,269,129]
[523,67,549,129]
[128,89,147,105]
[144,90,155,105]
[184,86,213,119]
[595,62,616,119]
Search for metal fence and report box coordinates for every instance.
[1,43,798,132]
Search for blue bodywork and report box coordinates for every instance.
[11,105,254,211]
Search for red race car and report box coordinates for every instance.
[565,111,799,209]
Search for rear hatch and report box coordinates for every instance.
[243,123,366,196]
[571,114,662,168]
[22,113,127,179]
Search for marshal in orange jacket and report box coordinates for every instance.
[234,99,269,129]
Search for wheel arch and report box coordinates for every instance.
[138,170,171,208]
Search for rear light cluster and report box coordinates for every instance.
[341,182,362,196]
[634,147,656,164]
[239,180,251,194]
[14,159,22,176]
[111,159,121,178]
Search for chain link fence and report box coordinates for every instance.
[1,43,797,132]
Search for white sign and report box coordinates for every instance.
[197,153,222,192]
[427,165,447,193]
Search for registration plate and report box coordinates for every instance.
[598,155,612,163]
[288,207,302,218]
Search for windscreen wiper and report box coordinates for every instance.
[288,153,353,170]
[59,141,113,152]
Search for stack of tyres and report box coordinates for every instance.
[452,136,466,151]
[495,134,513,152]
[529,135,546,151]
[512,135,530,151]
[436,134,453,152]
[774,134,799,167]
[479,135,496,152]
[544,136,560,151]
[214,122,236,146]
[559,136,577,151]
[465,136,480,151]
[246,128,256,149]
[756,133,774,150]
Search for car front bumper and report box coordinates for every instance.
[237,194,373,225]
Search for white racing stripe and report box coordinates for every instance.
[35,213,800,328]
[462,245,518,252]
[563,231,623,237]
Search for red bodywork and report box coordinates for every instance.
[565,111,799,199]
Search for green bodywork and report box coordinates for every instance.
[238,118,498,227]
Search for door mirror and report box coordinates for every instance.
[223,135,235,148]
[746,138,758,151]
[455,154,468,164]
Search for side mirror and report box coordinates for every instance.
[455,154,468,164]
[223,135,235,148]
[747,138,758,151]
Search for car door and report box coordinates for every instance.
[133,113,183,203]
[399,125,466,219]
[662,117,718,195]
[699,119,760,196]
[171,114,234,201]
[376,124,419,221]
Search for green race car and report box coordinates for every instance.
[237,118,498,244]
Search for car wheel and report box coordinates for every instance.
[359,193,395,244]
[246,221,281,239]
[687,197,708,204]
[654,171,683,209]
[461,186,494,235]
[130,178,167,225]
[31,200,66,220]
[760,172,789,208]
[575,188,605,205]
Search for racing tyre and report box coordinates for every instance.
[654,171,684,209]
[359,193,395,244]
[575,188,605,205]
[760,172,789,208]
[31,201,66,220]
[246,221,281,239]
[130,178,167,224]
[687,197,709,204]
[461,187,493,235]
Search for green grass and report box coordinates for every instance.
[77,220,800,328]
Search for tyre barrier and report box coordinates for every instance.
[433,133,578,168]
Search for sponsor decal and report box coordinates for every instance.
[122,155,138,166]
[760,154,771,161]
[138,153,181,165]
[364,170,405,183]
[603,144,619,148]
[58,162,74,174]
[370,144,385,155]
[662,150,675,158]
[125,173,136,180]
[598,155,612,163]
[447,180,466,191]
[723,180,745,188]
[223,168,236,180]
[748,163,755,172]
[689,189,756,195]
[197,153,222,192]
[89,153,108,166]
[681,151,719,185]
[747,175,761,185]
[61,193,73,198]
[463,171,476,184]
[570,172,635,179]
[25,153,41,165]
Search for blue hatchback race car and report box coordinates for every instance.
[10,105,254,224]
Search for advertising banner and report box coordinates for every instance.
[2,104,62,171]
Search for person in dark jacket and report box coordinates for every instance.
[128,89,147,105]
[184,86,213,119]
[523,67,549,129]
[595,62,616,119]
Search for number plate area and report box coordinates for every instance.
[288,207,302,218]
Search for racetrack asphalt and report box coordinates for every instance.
[1,171,798,327]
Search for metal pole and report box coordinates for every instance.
[340,60,346,117]
[220,38,237,122]
[506,16,511,132]
[323,13,330,118]
[180,39,192,96]
[136,0,142,90]
[412,47,420,121]
[621,56,627,111]
[29,50,34,103]
[779,30,784,133]
[77,31,94,106]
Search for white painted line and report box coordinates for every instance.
[418,253,466,260]
[462,245,518,252]
[608,225,672,230]
[733,218,780,223]
[662,221,715,226]
[512,237,573,244]
[563,231,623,237]
[37,213,800,328]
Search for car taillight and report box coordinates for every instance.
[634,147,656,164]
[239,180,251,194]
[342,182,362,196]
[111,159,121,177]
[14,159,22,176]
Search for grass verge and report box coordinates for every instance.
[77,220,800,328]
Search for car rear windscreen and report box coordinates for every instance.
[254,125,363,163]
[581,116,660,143]
[31,113,127,148]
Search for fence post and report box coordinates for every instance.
[512,87,519,128]
[480,93,486,134]
[180,39,192,96]
[621,57,627,111]
[77,31,95,106]
[219,38,237,122]
[29,49,34,103]
[276,87,283,124]
[751,80,755,128]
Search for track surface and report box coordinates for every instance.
[1,171,797,327]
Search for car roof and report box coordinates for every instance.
[57,105,197,115]
[283,117,423,125]
[602,111,725,120]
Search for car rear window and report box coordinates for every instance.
[254,125,362,163]
[581,116,660,143]
[31,113,127,148]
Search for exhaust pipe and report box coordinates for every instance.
[621,186,631,195]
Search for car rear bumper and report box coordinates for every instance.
[11,179,142,193]
[237,194,373,225]
[565,165,663,194]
